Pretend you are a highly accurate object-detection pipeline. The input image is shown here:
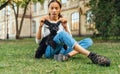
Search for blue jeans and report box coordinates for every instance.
[44,31,93,58]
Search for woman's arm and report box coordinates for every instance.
[36,16,49,43]
[36,18,44,40]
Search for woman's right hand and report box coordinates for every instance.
[37,16,49,40]
[39,16,49,28]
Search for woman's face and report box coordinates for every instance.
[48,2,61,19]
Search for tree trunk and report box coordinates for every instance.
[16,31,20,39]
[19,0,31,36]
[11,0,31,39]
[11,4,19,39]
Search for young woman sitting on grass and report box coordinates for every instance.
[35,0,111,66]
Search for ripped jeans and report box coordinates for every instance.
[44,31,93,58]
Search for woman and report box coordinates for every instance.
[36,0,110,66]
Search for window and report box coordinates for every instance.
[33,3,37,12]
[86,11,94,25]
[61,0,67,4]
[71,12,79,31]
[32,21,36,33]
[7,6,11,15]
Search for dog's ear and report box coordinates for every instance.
[56,21,61,26]
[44,20,51,26]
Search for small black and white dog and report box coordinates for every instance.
[35,20,67,59]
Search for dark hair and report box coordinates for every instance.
[48,0,62,8]
[48,0,62,18]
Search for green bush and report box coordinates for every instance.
[89,0,120,40]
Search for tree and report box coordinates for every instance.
[0,0,11,10]
[9,0,44,39]
[89,0,120,40]
[10,0,31,39]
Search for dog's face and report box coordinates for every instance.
[44,20,61,35]
[48,24,59,34]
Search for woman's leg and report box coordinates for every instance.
[68,38,93,56]
[53,31,90,56]
[70,43,90,56]
[78,38,93,49]
[44,45,63,58]
[60,46,91,57]
[53,31,111,66]
[59,38,93,56]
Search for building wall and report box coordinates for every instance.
[20,0,95,37]
[0,0,95,39]
[0,6,16,39]
[31,0,95,36]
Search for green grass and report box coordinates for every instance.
[0,38,120,74]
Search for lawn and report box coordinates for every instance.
[0,38,120,74]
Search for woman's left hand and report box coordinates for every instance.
[59,17,67,28]
[59,17,71,35]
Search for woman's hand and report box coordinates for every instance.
[36,16,49,40]
[39,16,49,28]
[59,17,67,28]
[59,17,71,35]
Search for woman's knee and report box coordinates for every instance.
[53,31,70,43]
[86,38,93,46]
[58,31,68,36]
[78,38,93,49]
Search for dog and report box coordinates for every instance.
[35,20,67,59]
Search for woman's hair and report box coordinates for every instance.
[48,0,62,18]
